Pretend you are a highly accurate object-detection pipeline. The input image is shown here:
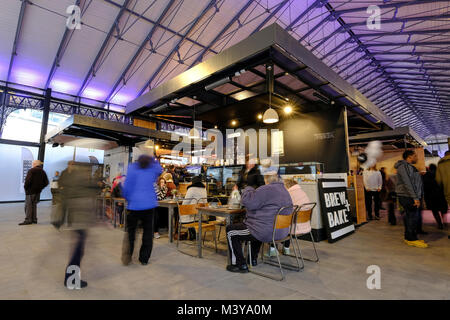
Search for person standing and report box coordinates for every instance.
[379,167,387,210]
[423,164,447,229]
[122,155,162,266]
[436,150,450,240]
[385,171,397,226]
[363,165,383,220]
[50,171,60,205]
[394,150,427,248]
[19,160,49,225]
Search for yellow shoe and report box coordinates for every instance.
[404,240,428,248]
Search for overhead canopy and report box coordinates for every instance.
[349,126,427,148]
[45,114,173,150]
[127,23,394,131]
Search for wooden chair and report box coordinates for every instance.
[176,199,217,257]
[290,202,319,262]
[248,205,301,281]
[198,197,225,243]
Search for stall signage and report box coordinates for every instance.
[318,178,355,243]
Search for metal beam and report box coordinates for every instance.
[188,0,254,68]
[332,0,449,15]
[252,0,291,34]
[286,0,324,31]
[137,0,217,97]
[45,0,86,90]
[358,29,450,38]
[7,0,27,83]
[105,0,177,103]
[372,51,450,56]
[77,0,132,97]
[366,41,450,48]
[102,0,217,56]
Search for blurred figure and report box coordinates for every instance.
[58,161,100,289]
[50,171,60,205]
[122,155,162,266]
[385,169,397,226]
[168,165,179,186]
[363,165,382,220]
[379,167,387,210]
[181,176,207,240]
[19,160,49,225]
[235,157,264,191]
[423,164,447,229]
[395,150,427,248]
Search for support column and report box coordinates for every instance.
[0,90,5,138]
[38,88,51,161]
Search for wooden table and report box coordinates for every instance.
[158,199,179,243]
[196,206,246,261]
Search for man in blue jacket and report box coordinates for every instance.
[225,166,293,273]
[122,155,162,265]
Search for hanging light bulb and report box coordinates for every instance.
[263,88,278,124]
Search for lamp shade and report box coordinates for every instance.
[263,107,279,124]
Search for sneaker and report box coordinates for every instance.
[404,240,428,248]
[226,264,249,273]
[282,247,290,255]
[269,247,277,257]
[154,232,161,239]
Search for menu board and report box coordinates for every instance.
[318,178,355,243]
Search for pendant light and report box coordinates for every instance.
[263,87,279,124]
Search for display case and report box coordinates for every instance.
[279,162,324,183]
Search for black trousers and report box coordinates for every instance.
[126,209,154,264]
[226,223,261,266]
[365,190,381,219]
[398,197,420,241]
[65,230,87,283]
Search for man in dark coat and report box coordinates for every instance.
[423,164,447,229]
[19,160,49,225]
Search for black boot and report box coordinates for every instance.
[226,264,249,273]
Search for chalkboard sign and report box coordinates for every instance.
[318,178,355,243]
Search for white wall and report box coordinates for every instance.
[0,143,104,202]
[103,146,130,183]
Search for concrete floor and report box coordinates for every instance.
[0,201,449,300]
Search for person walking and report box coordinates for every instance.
[394,150,428,248]
[58,161,100,289]
[363,165,383,220]
[122,155,162,266]
[423,164,447,229]
[235,157,264,191]
[19,160,49,225]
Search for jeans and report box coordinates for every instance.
[126,209,154,264]
[398,197,420,241]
